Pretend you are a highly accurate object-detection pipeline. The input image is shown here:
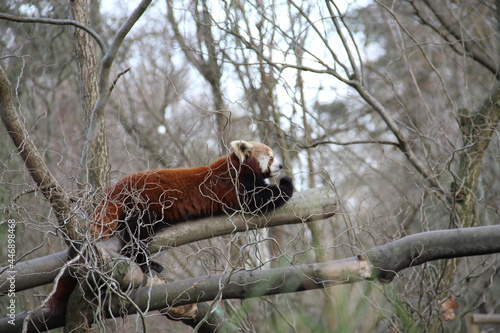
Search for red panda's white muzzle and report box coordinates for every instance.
[269,157,283,177]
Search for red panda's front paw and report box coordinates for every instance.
[279,176,294,199]
[280,176,293,186]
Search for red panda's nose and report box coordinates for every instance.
[278,163,283,169]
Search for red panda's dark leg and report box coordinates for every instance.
[243,176,294,213]
[117,216,165,273]
[45,278,77,316]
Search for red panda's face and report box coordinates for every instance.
[231,140,283,178]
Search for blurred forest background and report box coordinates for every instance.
[0,0,499,332]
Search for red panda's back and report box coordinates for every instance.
[92,158,239,240]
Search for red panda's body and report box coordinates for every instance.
[92,157,241,240]
[47,140,293,315]
[92,141,293,267]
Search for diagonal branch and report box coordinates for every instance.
[420,0,498,77]
[129,225,500,314]
[352,82,446,195]
[0,65,77,234]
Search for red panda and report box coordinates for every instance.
[47,140,293,314]
[92,140,293,270]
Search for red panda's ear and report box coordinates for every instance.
[231,140,253,161]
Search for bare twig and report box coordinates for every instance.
[352,82,447,195]
[109,67,131,94]
[300,139,400,149]
[419,0,498,77]
[7,225,500,332]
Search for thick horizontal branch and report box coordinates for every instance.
[117,256,372,315]
[0,251,68,295]
[149,186,337,251]
[366,225,500,282]
[89,225,500,315]
[0,187,337,294]
[2,256,371,332]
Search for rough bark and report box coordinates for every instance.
[71,0,109,192]
[67,2,110,331]
[455,82,500,227]
[434,76,500,333]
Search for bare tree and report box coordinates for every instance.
[1,0,499,332]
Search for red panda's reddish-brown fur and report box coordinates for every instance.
[46,140,293,316]
[92,156,240,240]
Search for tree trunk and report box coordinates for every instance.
[67,1,109,331]
[432,82,500,332]
[455,82,500,227]
[71,0,109,193]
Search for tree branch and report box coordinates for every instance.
[419,0,498,77]
[119,225,500,315]
[3,224,500,332]
[299,139,401,149]
[366,225,500,282]
[119,256,372,316]
[0,187,337,294]
[0,65,77,233]
[352,81,447,195]
[149,186,337,251]
[0,12,107,54]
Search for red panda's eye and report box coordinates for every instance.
[269,156,274,161]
